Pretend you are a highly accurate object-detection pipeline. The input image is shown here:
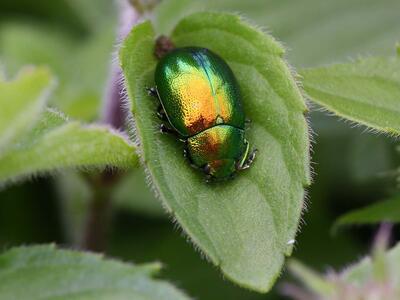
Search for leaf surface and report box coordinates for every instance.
[0,18,115,121]
[0,109,137,184]
[0,67,53,153]
[0,244,190,300]
[334,195,400,230]
[120,12,310,292]
[301,57,400,135]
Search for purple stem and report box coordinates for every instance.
[373,222,393,251]
[280,283,316,300]
[101,0,140,128]
[82,1,140,252]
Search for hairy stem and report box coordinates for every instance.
[82,0,140,252]
[101,0,140,128]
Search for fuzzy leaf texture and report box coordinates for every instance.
[120,12,310,292]
[342,241,400,286]
[0,110,137,184]
[286,242,400,299]
[0,244,190,300]
[301,57,400,135]
[0,67,54,153]
[334,195,400,231]
[0,68,137,185]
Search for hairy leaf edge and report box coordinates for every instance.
[120,14,312,293]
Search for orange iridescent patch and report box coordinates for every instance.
[156,48,243,137]
[167,63,234,135]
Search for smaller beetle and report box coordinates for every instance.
[148,46,256,180]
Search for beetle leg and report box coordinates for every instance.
[203,163,211,175]
[236,139,250,170]
[160,123,176,134]
[159,124,184,142]
[146,86,158,98]
[241,149,258,170]
[157,105,168,121]
[236,139,257,171]
[205,174,213,183]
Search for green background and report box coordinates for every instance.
[0,0,399,299]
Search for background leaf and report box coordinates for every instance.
[120,12,310,292]
[0,0,116,121]
[287,260,335,297]
[0,244,190,300]
[286,242,400,299]
[342,241,400,285]
[0,67,53,153]
[300,57,400,135]
[155,0,400,68]
[0,109,137,185]
[334,195,400,230]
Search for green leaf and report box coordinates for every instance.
[0,67,54,153]
[334,195,400,231]
[300,57,400,135]
[285,242,400,299]
[0,109,138,185]
[0,244,190,300]
[342,241,400,286]
[287,260,335,297]
[347,134,392,184]
[0,21,115,121]
[120,12,310,292]
[65,0,117,33]
[155,0,400,67]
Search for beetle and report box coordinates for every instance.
[148,46,256,180]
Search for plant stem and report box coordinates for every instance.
[101,0,140,128]
[372,222,393,281]
[82,0,140,252]
[81,192,111,251]
[81,170,117,252]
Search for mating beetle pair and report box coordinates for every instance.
[147,46,256,180]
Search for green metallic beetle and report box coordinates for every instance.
[148,47,256,179]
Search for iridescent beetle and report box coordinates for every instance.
[148,46,256,180]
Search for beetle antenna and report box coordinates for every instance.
[146,86,158,97]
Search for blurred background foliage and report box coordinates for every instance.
[0,0,399,299]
